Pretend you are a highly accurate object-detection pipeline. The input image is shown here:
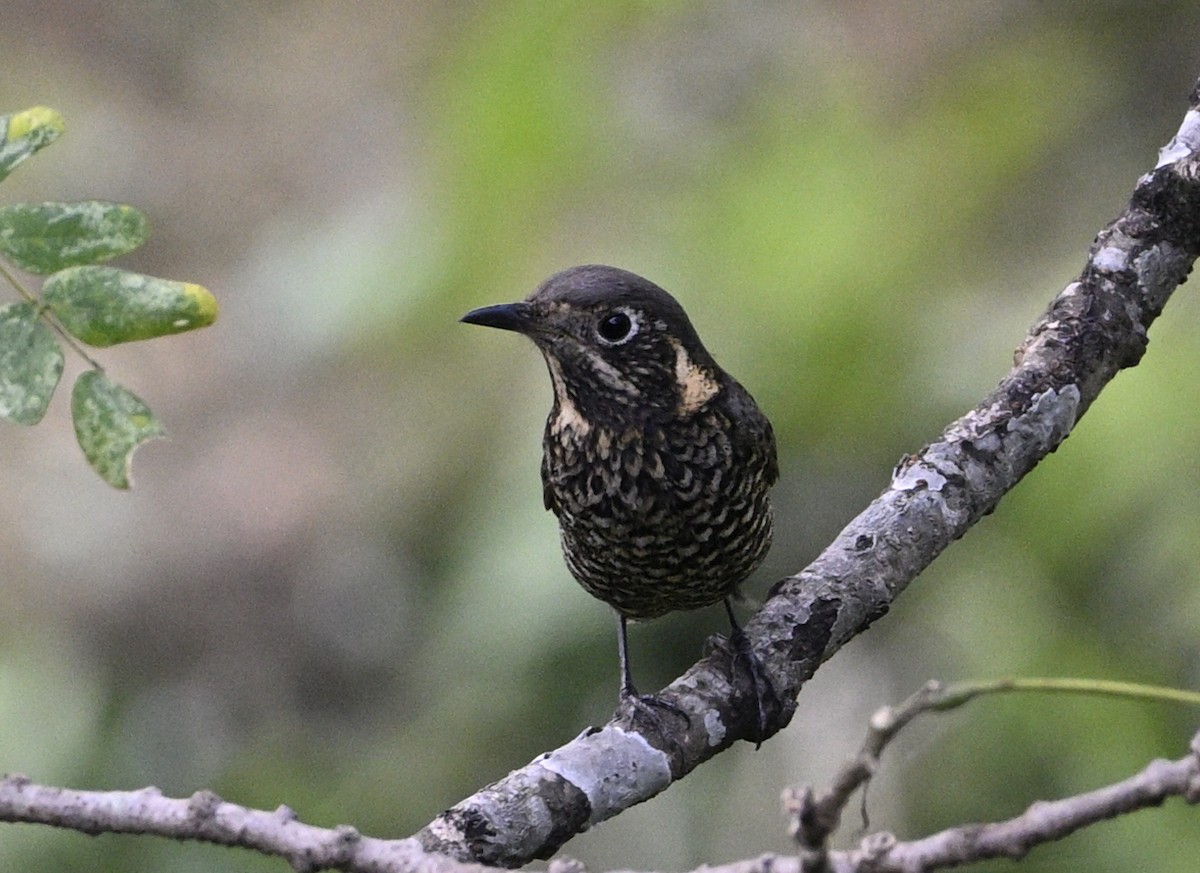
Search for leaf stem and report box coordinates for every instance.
[0,257,104,371]
[925,676,1200,711]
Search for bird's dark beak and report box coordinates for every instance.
[460,302,535,333]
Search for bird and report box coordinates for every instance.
[461,264,778,736]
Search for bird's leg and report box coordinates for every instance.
[616,611,638,699]
[614,612,689,734]
[724,597,776,747]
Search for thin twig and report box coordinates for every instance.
[0,257,104,370]
[789,678,1200,869]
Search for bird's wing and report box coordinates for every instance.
[540,448,559,513]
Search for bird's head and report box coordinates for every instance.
[462,265,724,430]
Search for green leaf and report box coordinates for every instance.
[0,202,149,274]
[0,302,63,425]
[0,106,64,183]
[71,370,165,489]
[42,265,218,347]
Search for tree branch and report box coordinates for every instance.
[412,77,1200,867]
[635,728,1200,873]
[845,735,1200,871]
[3,727,1197,872]
[787,679,1200,869]
[0,775,479,873]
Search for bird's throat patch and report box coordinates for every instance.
[545,354,592,435]
[671,338,721,414]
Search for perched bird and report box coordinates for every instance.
[462,265,778,729]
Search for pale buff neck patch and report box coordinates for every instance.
[545,353,591,435]
[671,338,720,414]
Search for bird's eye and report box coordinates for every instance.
[596,309,637,344]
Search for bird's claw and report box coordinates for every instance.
[616,687,690,737]
[725,627,777,749]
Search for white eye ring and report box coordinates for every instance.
[595,307,639,345]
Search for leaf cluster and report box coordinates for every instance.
[0,106,217,487]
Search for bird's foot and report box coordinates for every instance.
[616,685,690,738]
[721,627,778,749]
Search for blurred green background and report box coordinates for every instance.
[1,2,1199,871]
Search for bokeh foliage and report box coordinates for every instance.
[0,3,1198,872]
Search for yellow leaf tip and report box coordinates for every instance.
[8,106,65,140]
[184,282,219,325]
